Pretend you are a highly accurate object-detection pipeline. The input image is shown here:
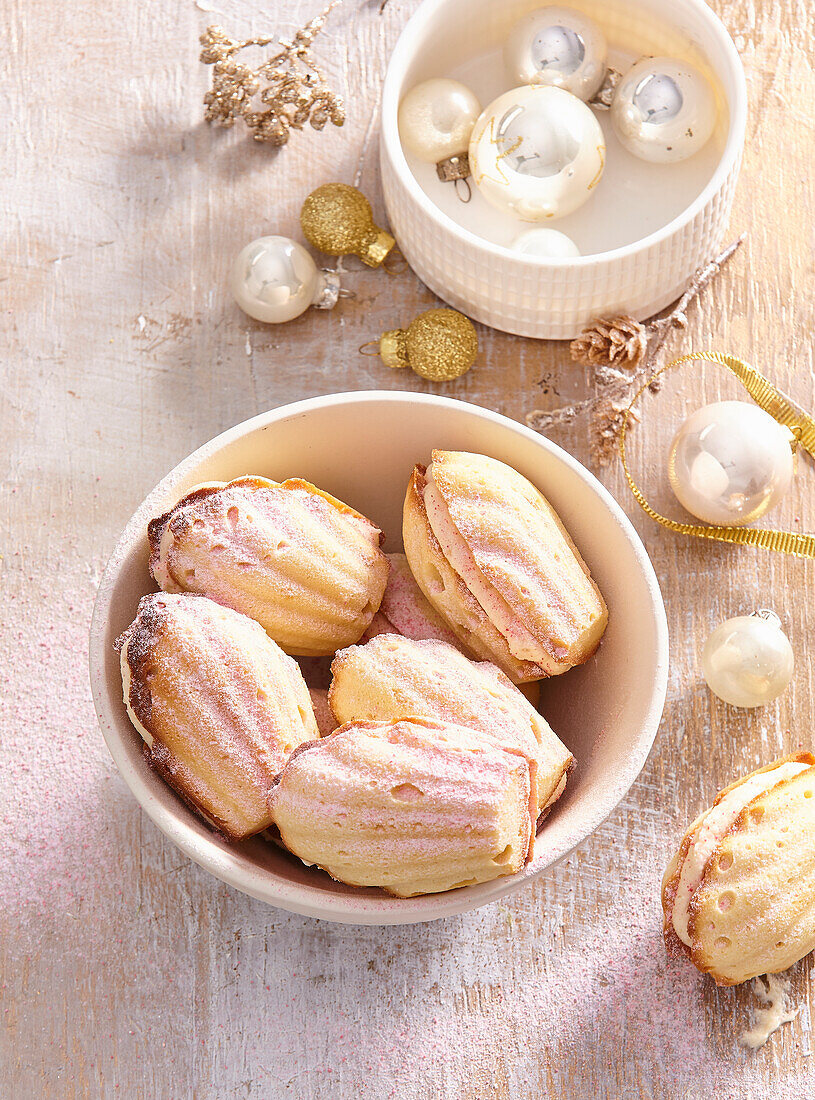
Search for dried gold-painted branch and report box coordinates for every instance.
[200,2,345,146]
[526,235,744,466]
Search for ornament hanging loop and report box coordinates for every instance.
[619,350,815,559]
[454,178,472,203]
[358,340,380,357]
[383,249,408,276]
[752,608,782,628]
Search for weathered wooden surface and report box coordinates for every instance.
[2,0,814,1096]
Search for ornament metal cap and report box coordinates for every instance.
[362,229,397,268]
[313,270,341,310]
[435,152,470,182]
[380,329,408,369]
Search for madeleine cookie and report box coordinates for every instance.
[361,552,465,651]
[329,634,572,819]
[270,717,536,897]
[403,451,608,683]
[148,476,390,656]
[662,753,815,985]
[117,592,318,840]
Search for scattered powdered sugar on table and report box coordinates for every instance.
[2,546,814,1097]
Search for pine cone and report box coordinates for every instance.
[570,316,648,369]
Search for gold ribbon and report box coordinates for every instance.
[619,351,815,559]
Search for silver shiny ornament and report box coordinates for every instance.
[668,401,795,526]
[611,56,717,163]
[505,6,607,102]
[702,610,794,708]
[469,85,605,222]
[229,236,339,324]
[513,227,580,258]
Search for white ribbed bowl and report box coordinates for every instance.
[89,394,668,925]
[381,0,746,339]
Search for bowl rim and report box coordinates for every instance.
[89,391,669,925]
[380,0,747,267]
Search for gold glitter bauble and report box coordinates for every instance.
[380,308,478,382]
[300,182,395,267]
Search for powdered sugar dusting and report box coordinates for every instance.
[2,549,810,1095]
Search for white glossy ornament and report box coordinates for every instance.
[505,6,607,101]
[513,227,580,258]
[469,85,605,222]
[611,56,717,164]
[702,611,794,708]
[229,236,339,324]
[668,401,794,526]
[398,78,480,179]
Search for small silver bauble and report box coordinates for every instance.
[229,236,339,324]
[668,401,795,526]
[469,85,605,222]
[505,5,607,102]
[513,227,580,258]
[398,78,481,184]
[610,56,717,163]
[702,610,794,708]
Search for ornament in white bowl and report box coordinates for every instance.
[505,5,607,101]
[229,236,339,324]
[513,227,580,258]
[702,611,794,708]
[469,85,605,222]
[610,56,717,164]
[398,78,481,187]
[668,401,795,526]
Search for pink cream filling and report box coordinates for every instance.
[423,474,544,664]
[671,761,810,946]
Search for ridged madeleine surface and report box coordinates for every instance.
[403,452,607,682]
[400,453,602,677]
[270,717,536,897]
[148,476,389,656]
[117,592,318,840]
[662,753,815,985]
[329,634,572,818]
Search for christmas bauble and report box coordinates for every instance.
[301,183,395,267]
[610,57,716,164]
[513,227,580,258]
[469,85,605,222]
[229,236,339,324]
[379,308,478,381]
[505,5,607,101]
[702,611,794,708]
[398,78,480,181]
[668,401,794,526]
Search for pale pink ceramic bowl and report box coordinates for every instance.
[89,393,668,924]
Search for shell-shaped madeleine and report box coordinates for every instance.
[148,476,390,657]
[329,634,572,818]
[117,592,318,840]
[403,452,608,682]
[269,717,536,897]
[662,753,815,985]
[361,552,465,651]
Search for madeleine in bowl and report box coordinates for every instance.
[90,393,667,924]
[404,450,608,683]
[148,475,389,657]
